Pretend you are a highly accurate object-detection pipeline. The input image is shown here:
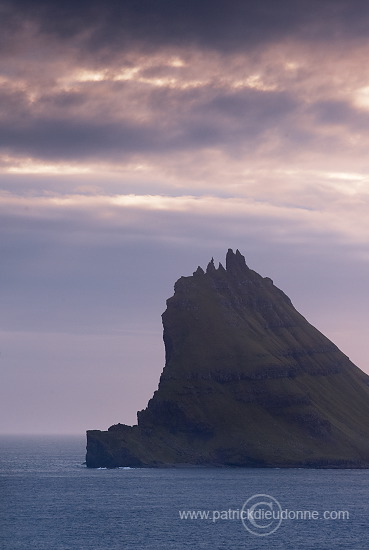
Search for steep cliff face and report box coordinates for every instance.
[86,249,369,468]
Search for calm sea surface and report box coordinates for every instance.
[0,435,367,549]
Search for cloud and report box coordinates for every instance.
[1,0,369,178]
[0,59,354,167]
[0,81,300,162]
[1,23,369,177]
[5,0,369,55]
[2,185,369,357]
[2,0,369,433]
[2,186,369,256]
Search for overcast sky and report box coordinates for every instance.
[1,0,369,434]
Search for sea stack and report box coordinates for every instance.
[86,249,369,468]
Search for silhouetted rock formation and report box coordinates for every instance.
[86,249,369,468]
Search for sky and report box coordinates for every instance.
[1,0,369,434]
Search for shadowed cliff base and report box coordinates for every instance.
[86,249,369,468]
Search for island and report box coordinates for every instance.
[86,249,369,468]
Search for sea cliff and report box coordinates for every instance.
[86,249,369,468]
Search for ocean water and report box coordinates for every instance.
[0,436,367,550]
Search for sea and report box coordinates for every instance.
[0,435,367,550]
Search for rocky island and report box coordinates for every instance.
[86,249,369,468]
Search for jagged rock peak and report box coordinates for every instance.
[225,248,248,272]
[206,257,216,273]
[187,250,250,278]
[200,249,248,277]
[193,266,205,276]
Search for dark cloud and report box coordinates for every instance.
[311,99,369,129]
[0,83,304,161]
[39,90,87,110]
[190,89,299,147]
[0,86,29,118]
[0,81,358,166]
[1,0,368,165]
[0,117,161,160]
[3,0,369,55]
[199,89,296,119]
